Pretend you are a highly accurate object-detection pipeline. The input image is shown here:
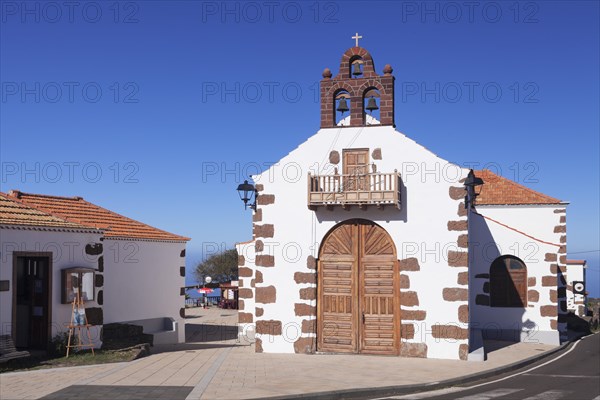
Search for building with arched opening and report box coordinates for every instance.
[236,43,573,360]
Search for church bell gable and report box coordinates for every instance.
[320,41,395,128]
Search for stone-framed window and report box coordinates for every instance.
[61,267,95,304]
[490,255,527,308]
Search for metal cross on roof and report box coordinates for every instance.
[352,32,363,47]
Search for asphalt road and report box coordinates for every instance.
[387,333,600,400]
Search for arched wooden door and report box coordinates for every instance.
[317,219,399,355]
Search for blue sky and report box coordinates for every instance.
[1,1,598,295]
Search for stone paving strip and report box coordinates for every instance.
[0,308,557,400]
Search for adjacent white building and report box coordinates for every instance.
[0,191,189,350]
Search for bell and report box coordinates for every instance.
[366,97,378,113]
[336,98,349,114]
[352,62,362,76]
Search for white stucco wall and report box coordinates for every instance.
[469,204,566,345]
[247,124,471,359]
[0,227,103,346]
[102,239,186,343]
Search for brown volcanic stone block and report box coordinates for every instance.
[294,272,316,284]
[401,324,415,339]
[545,253,557,262]
[239,288,253,299]
[401,291,419,307]
[252,208,262,222]
[239,267,253,277]
[457,272,468,285]
[400,342,427,358]
[399,257,420,271]
[255,307,264,317]
[432,325,468,340]
[255,338,263,353]
[540,305,557,317]
[238,255,245,266]
[457,203,467,217]
[294,337,316,354]
[443,288,468,301]
[238,299,245,309]
[459,344,469,360]
[299,287,316,300]
[254,224,274,238]
[457,234,468,248]
[255,286,276,304]
[449,186,465,200]
[255,184,264,192]
[550,289,557,302]
[256,320,282,335]
[301,319,316,334]
[257,194,275,205]
[295,303,316,317]
[238,313,253,323]
[401,310,426,320]
[329,150,340,164]
[448,220,468,231]
[554,225,566,233]
[255,240,264,252]
[542,276,556,287]
[256,255,275,267]
[550,319,557,330]
[307,255,317,270]
[255,270,263,283]
[400,274,410,289]
[458,304,469,323]
[448,251,468,267]
[528,290,539,302]
[528,277,536,287]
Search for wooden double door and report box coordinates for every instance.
[317,220,399,355]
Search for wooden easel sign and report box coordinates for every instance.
[66,289,95,357]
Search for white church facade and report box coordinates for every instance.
[236,44,573,360]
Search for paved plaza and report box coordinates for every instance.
[0,307,561,399]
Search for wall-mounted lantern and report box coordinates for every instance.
[236,180,257,211]
[464,169,484,209]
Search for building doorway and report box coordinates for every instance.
[13,253,52,349]
[317,219,399,355]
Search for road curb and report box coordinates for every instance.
[256,333,590,400]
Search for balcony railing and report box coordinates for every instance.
[307,171,401,210]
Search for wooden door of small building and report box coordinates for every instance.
[343,149,369,191]
[317,219,399,355]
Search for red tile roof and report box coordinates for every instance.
[0,193,92,230]
[5,190,190,242]
[474,170,562,206]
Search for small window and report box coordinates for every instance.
[490,256,527,307]
[62,267,95,304]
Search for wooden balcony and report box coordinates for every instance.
[307,171,401,210]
